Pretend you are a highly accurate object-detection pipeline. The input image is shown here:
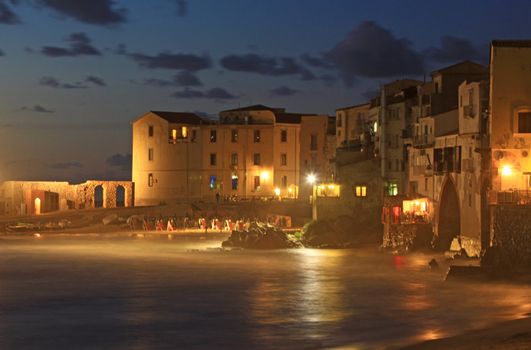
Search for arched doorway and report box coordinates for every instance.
[94,185,104,208]
[34,197,41,215]
[116,185,125,207]
[437,179,460,250]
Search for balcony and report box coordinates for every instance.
[491,190,531,205]
[412,134,435,148]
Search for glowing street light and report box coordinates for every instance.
[501,165,512,176]
[306,173,317,185]
[274,187,281,196]
[260,171,270,180]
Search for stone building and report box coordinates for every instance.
[132,106,335,206]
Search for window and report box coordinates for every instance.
[231,153,238,166]
[310,134,318,151]
[253,153,261,166]
[231,129,238,142]
[209,176,216,189]
[355,185,367,197]
[191,129,197,142]
[170,126,188,142]
[148,125,154,137]
[518,112,531,133]
[148,173,154,187]
[281,176,287,188]
[210,153,217,166]
[148,148,154,161]
[210,129,217,143]
[281,153,287,166]
[254,129,261,142]
[231,174,238,190]
[253,176,260,190]
[388,183,398,196]
[281,129,287,142]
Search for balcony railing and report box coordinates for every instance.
[413,134,435,148]
[491,190,531,205]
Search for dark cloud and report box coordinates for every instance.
[21,105,55,113]
[325,21,424,84]
[141,71,202,87]
[49,161,83,170]
[122,48,211,71]
[220,53,315,80]
[0,48,4,56]
[174,0,187,16]
[319,73,338,86]
[106,153,131,170]
[269,86,299,97]
[423,36,484,63]
[0,1,20,24]
[362,88,380,101]
[171,87,237,100]
[301,53,333,69]
[85,75,106,86]
[41,32,101,57]
[39,76,87,89]
[35,0,126,25]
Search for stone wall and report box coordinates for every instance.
[490,204,531,270]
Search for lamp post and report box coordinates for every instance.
[306,173,317,221]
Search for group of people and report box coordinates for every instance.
[133,213,260,233]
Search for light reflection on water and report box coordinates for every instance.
[0,235,530,349]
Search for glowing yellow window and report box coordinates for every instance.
[181,126,188,138]
[355,186,367,197]
[171,129,177,140]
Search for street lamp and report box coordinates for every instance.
[306,173,317,220]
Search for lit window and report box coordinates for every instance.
[231,129,238,142]
[210,129,217,143]
[148,173,154,187]
[148,148,154,161]
[388,183,398,196]
[209,176,216,189]
[355,185,367,197]
[254,130,261,143]
[231,174,238,190]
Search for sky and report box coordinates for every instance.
[1,0,531,182]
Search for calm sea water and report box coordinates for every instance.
[0,235,530,349]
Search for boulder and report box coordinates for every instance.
[222,222,302,249]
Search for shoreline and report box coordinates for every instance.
[400,316,531,349]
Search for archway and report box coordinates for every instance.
[34,197,41,215]
[116,185,125,207]
[94,185,104,208]
[437,178,460,250]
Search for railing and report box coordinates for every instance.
[412,134,435,148]
[493,190,531,205]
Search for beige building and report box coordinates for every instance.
[335,103,370,148]
[132,106,335,206]
[489,41,531,199]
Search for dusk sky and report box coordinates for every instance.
[1,0,530,183]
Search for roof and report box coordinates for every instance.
[492,40,531,48]
[220,104,284,113]
[275,113,302,124]
[336,102,371,111]
[431,60,487,76]
[150,111,208,125]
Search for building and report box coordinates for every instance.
[335,103,370,149]
[131,106,335,206]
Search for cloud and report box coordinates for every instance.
[423,36,484,63]
[41,32,101,57]
[121,48,211,71]
[85,75,106,86]
[39,76,87,89]
[0,0,20,24]
[49,161,83,170]
[362,88,380,101]
[301,53,333,69]
[269,86,299,97]
[0,48,4,56]
[106,153,131,170]
[220,53,315,80]
[171,87,237,100]
[21,105,55,113]
[173,0,187,16]
[140,70,202,87]
[325,21,424,84]
[35,0,126,25]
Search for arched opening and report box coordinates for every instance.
[438,179,460,250]
[94,185,104,208]
[34,197,41,215]
[116,185,125,207]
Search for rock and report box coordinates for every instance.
[222,223,302,249]
[102,214,119,225]
[445,265,486,281]
[428,258,439,270]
